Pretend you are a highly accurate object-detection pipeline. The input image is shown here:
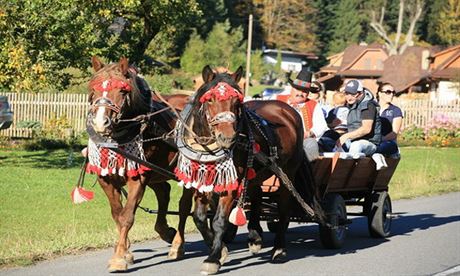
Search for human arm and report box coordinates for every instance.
[338,119,374,145]
[338,103,375,145]
[310,104,328,138]
[382,106,403,141]
[383,116,402,141]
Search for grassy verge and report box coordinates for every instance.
[0,147,458,267]
[390,147,460,199]
[0,149,194,267]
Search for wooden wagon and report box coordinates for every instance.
[255,153,400,249]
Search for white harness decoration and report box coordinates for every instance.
[174,152,239,193]
[86,135,150,177]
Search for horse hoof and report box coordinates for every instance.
[200,262,221,275]
[248,243,262,254]
[219,245,229,265]
[108,258,128,272]
[125,252,134,265]
[156,226,177,244]
[271,248,288,263]
[167,245,184,260]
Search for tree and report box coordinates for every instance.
[253,0,317,52]
[0,0,201,91]
[436,0,460,45]
[369,0,424,55]
[311,0,340,58]
[180,21,246,75]
[329,0,365,55]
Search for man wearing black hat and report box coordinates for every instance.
[338,80,381,157]
[277,68,328,161]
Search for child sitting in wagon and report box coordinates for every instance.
[318,92,349,152]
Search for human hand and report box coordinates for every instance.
[338,134,349,147]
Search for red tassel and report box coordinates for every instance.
[229,206,247,226]
[253,143,261,153]
[246,168,256,180]
[71,187,94,204]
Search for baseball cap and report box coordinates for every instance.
[344,80,363,94]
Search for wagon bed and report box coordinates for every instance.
[257,153,400,249]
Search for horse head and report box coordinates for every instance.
[195,65,244,149]
[88,56,150,142]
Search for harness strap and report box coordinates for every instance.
[245,109,278,160]
[254,151,316,218]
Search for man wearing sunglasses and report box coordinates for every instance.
[338,80,381,157]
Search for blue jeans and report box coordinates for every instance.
[376,140,399,155]
[344,139,377,156]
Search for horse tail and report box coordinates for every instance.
[294,153,326,222]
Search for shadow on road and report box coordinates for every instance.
[123,212,460,274]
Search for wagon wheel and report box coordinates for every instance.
[223,223,238,243]
[367,191,392,238]
[319,193,347,249]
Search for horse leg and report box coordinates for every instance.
[247,183,264,254]
[168,187,194,260]
[151,181,177,244]
[97,177,135,265]
[271,186,290,263]
[200,193,233,275]
[108,177,146,272]
[193,193,214,248]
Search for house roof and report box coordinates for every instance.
[430,45,460,79]
[378,46,432,92]
[340,43,387,72]
[319,43,387,78]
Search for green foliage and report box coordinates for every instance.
[180,31,207,75]
[0,0,201,92]
[436,0,460,46]
[144,72,194,94]
[250,50,270,82]
[21,114,85,150]
[328,0,365,55]
[180,21,246,75]
[400,115,460,147]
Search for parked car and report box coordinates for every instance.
[261,87,285,99]
[0,95,13,130]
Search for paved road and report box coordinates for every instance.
[2,192,460,276]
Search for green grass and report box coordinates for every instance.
[0,147,459,267]
[390,147,460,199]
[0,149,194,267]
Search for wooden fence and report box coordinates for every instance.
[0,93,458,138]
[0,93,88,138]
[394,98,460,129]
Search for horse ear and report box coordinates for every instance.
[231,66,244,84]
[119,57,129,76]
[91,56,104,72]
[202,65,215,84]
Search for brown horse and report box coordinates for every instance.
[87,56,193,272]
[179,65,321,274]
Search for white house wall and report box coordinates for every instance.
[436,81,460,101]
[263,56,304,72]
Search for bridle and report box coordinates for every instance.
[199,81,244,129]
[89,78,132,127]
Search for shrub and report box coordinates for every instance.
[22,115,87,151]
[399,114,460,147]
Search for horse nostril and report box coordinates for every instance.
[103,116,111,127]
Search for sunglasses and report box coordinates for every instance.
[380,90,395,95]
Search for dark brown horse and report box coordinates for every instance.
[87,56,193,272]
[180,65,321,274]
